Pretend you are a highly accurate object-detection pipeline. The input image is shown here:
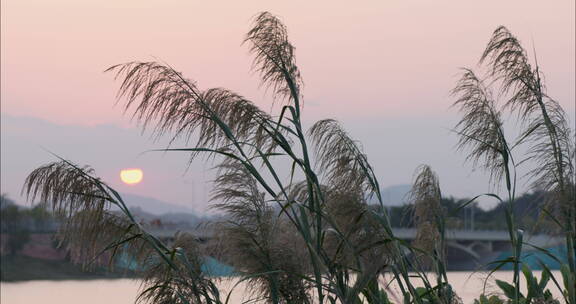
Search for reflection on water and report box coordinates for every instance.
[1,271,563,304]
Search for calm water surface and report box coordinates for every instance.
[1,271,563,304]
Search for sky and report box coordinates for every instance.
[1,1,574,212]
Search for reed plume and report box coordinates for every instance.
[211,159,311,303]
[451,67,524,303]
[479,26,575,302]
[137,233,218,304]
[23,161,144,267]
[106,62,280,160]
[309,119,380,197]
[409,165,444,269]
[245,12,303,108]
[23,160,220,303]
[480,26,575,236]
[22,11,483,303]
[451,69,511,187]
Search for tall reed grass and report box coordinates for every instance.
[23,12,574,304]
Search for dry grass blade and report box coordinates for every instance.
[245,12,303,107]
[451,69,508,185]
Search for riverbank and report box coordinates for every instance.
[0,255,136,282]
[1,271,564,304]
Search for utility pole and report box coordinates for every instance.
[471,204,475,231]
[463,206,467,230]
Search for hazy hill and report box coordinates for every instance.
[382,184,411,205]
[120,193,197,215]
[367,184,411,206]
[118,193,211,227]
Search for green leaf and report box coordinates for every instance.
[495,280,521,300]
[561,264,575,304]
[521,264,538,301]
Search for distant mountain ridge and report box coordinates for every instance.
[122,193,196,215]
[118,185,412,218]
[120,193,198,215]
[368,184,412,206]
[118,193,209,227]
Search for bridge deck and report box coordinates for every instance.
[150,228,560,246]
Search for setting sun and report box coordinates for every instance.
[120,168,143,185]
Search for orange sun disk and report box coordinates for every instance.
[120,169,143,185]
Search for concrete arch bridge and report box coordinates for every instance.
[150,228,564,270]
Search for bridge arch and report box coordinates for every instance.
[446,241,481,261]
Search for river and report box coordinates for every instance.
[1,271,564,304]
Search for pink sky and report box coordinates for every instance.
[2,1,574,125]
[1,1,574,211]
